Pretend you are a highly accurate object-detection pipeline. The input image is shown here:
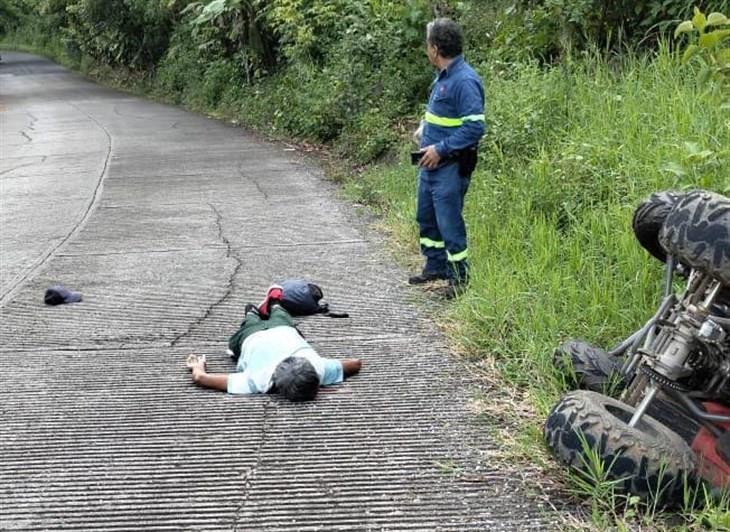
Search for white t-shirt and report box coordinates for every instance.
[227,326,343,394]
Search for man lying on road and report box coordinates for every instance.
[186,302,362,401]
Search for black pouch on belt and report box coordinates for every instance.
[456,146,478,177]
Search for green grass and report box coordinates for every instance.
[344,49,730,528]
[347,48,728,405]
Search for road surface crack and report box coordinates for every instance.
[233,400,272,530]
[20,111,37,142]
[0,104,111,306]
[0,156,46,177]
[170,203,242,347]
[239,159,268,200]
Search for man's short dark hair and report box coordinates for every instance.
[273,356,319,402]
[427,18,463,59]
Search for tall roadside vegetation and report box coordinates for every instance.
[0,0,22,37]
[3,0,730,526]
[156,0,434,164]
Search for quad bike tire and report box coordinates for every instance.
[545,390,696,505]
[632,190,682,263]
[554,340,623,393]
[659,190,730,286]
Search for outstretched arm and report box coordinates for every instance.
[341,359,362,378]
[186,355,229,392]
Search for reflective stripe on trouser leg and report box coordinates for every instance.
[420,237,444,249]
[431,163,470,284]
[447,249,469,284]
[416,171,447,276]
[447,249,468,262]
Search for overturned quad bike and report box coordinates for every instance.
[545,189,730,504]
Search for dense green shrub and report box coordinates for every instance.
[183,0,277,81]
[0,0,24,37]
[151,0,432,156]
[154,28,203,103]
[267,0,351,64]
[675,7,730,99]
[502,0,730,60]
[63,0,173,69]
[221,0,432,158]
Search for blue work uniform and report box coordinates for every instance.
[418,55,485,284]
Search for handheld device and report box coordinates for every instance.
[410,151,424,165]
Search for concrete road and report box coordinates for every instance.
[0,52,558,531]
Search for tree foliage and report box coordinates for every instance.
[0,0,25,36]
[62,0,174,68]
[182,0,277,81]
[676,7,730,99]
[506,0,730,60]
[267,0,350,63]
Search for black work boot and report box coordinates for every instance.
[408,271,448,285]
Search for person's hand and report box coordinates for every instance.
[186,354,208,383]
[185,354,207,372]
[419,145,441,169]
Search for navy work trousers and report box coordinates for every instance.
[416,162,470,284]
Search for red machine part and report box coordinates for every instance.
[691,402,730,488]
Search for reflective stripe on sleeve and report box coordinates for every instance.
[447,249,468,262]
[420,237,445,249]
[424,112,463,127]
[424,112,484,127]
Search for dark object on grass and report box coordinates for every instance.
[553,340,623,393]
[632,190,682,263]
[544,390,696,507]
[659,189,730,286]
[44,285,82,305]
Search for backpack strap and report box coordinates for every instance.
[325,310,350,318]
[319,304,349,318]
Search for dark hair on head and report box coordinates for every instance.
[427,18,463,58]
[273,356,320,402]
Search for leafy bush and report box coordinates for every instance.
[223,0,432,158]
[154,28,203,103]
[502,0,730,60]
[675,7,730,98]
[0,0,24,37]
[336,108,400,164]
[63,0,173,69]
[183,0,277,81]
[485,61,570,159]
[267,0,350,63]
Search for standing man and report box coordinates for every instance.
[409,18,486,299]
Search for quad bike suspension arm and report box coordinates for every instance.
[628,384,659,427]
[663,255,675,298]
[617,294,676,373]
[667,388,730,426]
